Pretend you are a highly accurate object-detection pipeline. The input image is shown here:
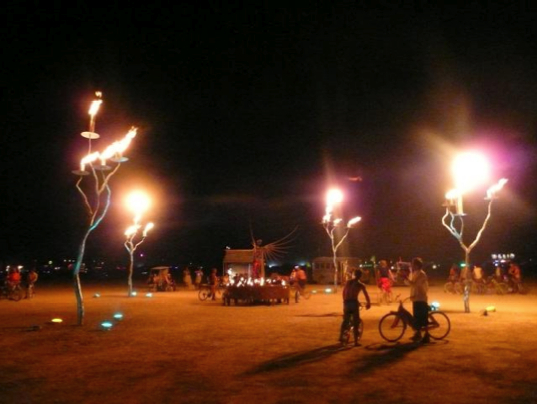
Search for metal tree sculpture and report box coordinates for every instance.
[124,191,154,296]
[322,189,361,291]
[441,152,507,313]
[71,92,138,325]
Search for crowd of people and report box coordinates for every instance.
[445,261,525,294]
[2,266,38,298]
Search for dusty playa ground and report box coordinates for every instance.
[1,280,536,404]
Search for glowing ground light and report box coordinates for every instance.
[113,313,124,320]
[130,291,138,297]
[325,288,333,294]
[486,306,496,312]
[146,293,153,298]
[94,293,101,298]
[311,290,318,294]
[51,318,63,324]
[101,321,113,330]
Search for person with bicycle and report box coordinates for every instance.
[209,268,218,301]
[293,266,308,302]
[6,267,22,292]
[377,260,394,297]
[339,268,371,346]
[25,268,38,298]
[405,257,430,344]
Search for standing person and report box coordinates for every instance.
[194,268,203,289]
[295,266,307,290]
[339,268,371,346]
[209,268,218,301]
[405,257,430,343]
[25,267,38,298]
[448,263,460,283]
[508,262,522,292]
[289,268,297,286]
[183,267,193,290]
[377,260,394,297]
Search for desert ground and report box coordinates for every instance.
[1,278,536,404]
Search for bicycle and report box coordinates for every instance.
[340,303,364,347]
[378,296,451,342]
[198,283,224,301]
[293,283,311,303]
[444,280,462,294]
[0,283,23,302]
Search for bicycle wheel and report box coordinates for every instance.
[10,286,23,302]
[198,289,209,301]
[444,282,454,294]
[379,313,406,342]
[427,311,451,340]
[517,283,529,295]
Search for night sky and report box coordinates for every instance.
[2,3,536,270]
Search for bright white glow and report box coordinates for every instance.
[51,318,63,323]
[113,313,123,320]
[101,321,113,329]
[452,152,490,193]
[486,178,508,199]
[333,218,343,226]
[347,216,361,227]
[88,93,103,117]
[326,189,343,206]
[142,222,154,237]
[126,191,151,218]
[125,225,139,237]
[445,189,461,200]
[325,288,333,293]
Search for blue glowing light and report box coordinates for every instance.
[101,321,113,329]
[113,313,123,320]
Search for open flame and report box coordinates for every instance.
[79,127,138,172]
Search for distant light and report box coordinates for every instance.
[93,293,101,298]
[311,290,318,294]
[146,293,153,298]
[113,313,123,320]
[430,301,440,311]
[486,306,496,312]
[101,321,113,330]
[325,288,333,294]
[130,291,138,297]
[51,318,63,324]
